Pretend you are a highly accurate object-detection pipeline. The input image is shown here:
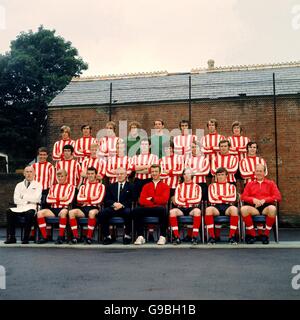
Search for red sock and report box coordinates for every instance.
[243,215,256,237]
[169,216,179,238]
[69,218,79,238]
[59,217,67,237]
[264,216,276,237]
[192,216,201,237]
[205,215,215,238]
[256,223,264,236]
[215,224,222,238]
[37,217,47,239]
[229,216,239,238]
[187,226,193,238]
[87,218,96,239]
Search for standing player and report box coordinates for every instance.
[68,167,105,244]
[98,121,119,158]
[126,121,143,157]
[173,120,196,158]
[205,167,239,244]
[150,119,170,159]
[169,168,202,245]
[74,124,97,163]
[227,121,250,161]
[37,169,75,244]
[240,164,281,244]
[52,125,75,161]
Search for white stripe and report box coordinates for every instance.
[193,228,198,232]
[59,224,66,228]
[206,224,214,229]
[230,226,237,230]
[266,226,272,230]
[71,226,77,230]
[172,226,178,231]
[215,225,222,229]
[88,226,95,230]
[246,226,254,230]
[39,223,46,228]
[257,226,264,230]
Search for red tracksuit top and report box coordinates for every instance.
[241,178,282,205]
[139,180,170,208]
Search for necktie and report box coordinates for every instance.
[118,183,123,202]
[26,181,30,188]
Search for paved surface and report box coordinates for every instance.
[0,228,300,300]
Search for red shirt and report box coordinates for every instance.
[139,180,170,208]
[241,178,282,205]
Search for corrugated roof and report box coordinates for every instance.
[48,63,300,107]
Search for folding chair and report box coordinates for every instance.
[98,216,129,243]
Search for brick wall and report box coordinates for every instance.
[46,96,300,225]
[0,174,23,226]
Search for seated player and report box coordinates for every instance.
[205,167,239,245]
[68,167,105,244]
[160,142,184,198]
[99,167,134,245]
[52,125,75,161]
[74,124,98,163]
[132,165,170,245]
[173,120,196,158]
[98,121,119,158]
[81,143,106,182]
[240,164,281,245]
[32,147,55,208]
[200,119,225,163]
[211,140,238,184]
[4,166,42,244]
[37,169,75,244]
[239,141,268,184]
[169,168,202,245]
[106,139,132,184]
[227,121,250,161]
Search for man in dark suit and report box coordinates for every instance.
[99,167,134,244]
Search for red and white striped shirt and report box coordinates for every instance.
[239,156,268,183]
[185,155,210,183]
[131,153,159,180]
[160,155,184,189]
[208,182,236,204]
[200,133,225,161]
[77,181,105,206]
[98,136,119,158]
[81,157,106,179]
[227,135,250,161]
[106,155,132,183]
[173,134,196,158]
[47,183,75,208]
[56,159,82,187]
[32,162,55,190]
[74,136,98,163]
[52,139,75,161]
[211,154,238,183]
[174,182,202,208]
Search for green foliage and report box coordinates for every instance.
[0,25,88,171]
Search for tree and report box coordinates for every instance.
[0,26,88,171]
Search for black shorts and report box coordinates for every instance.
[176,207,198,216]
[245,203,271,214]
[79,206,99,217]
[212,204,230,215]
[50,208,68,216]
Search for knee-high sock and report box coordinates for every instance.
[192,216,201,237]
[229,216,239,238]
[59,217,67,237]
[69,218,79,238]
[243,215,256,237]
[187,225,193,238]
[215,224,222,238]
[205,215,215,238]
[87,218,96,239]
[256,223,264,236]
[37,217,47,239]
[169,216,179,238]
[264,216,276,237]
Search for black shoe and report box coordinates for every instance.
[215,237,221,242]
[261,235,269,245]
[148,233,155,242]
[172,237,181,245]
[21,239,29,244]
[4,238,17,244]
[245,235,255,244]
[29,236,36,242]
[228,237,238,245]
[207,237,216,245]
[85,238,92,245]
[55,236,64,245]
[255,235,263,242]
[182,235,192,243]
[123,236,132,245]
[71,237,79,244]
[37,237,48,244]
[191,237,199,245]
[103,236,113,245]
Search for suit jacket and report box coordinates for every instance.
[104,181,134,209]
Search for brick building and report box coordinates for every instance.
[47,61,300,225]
